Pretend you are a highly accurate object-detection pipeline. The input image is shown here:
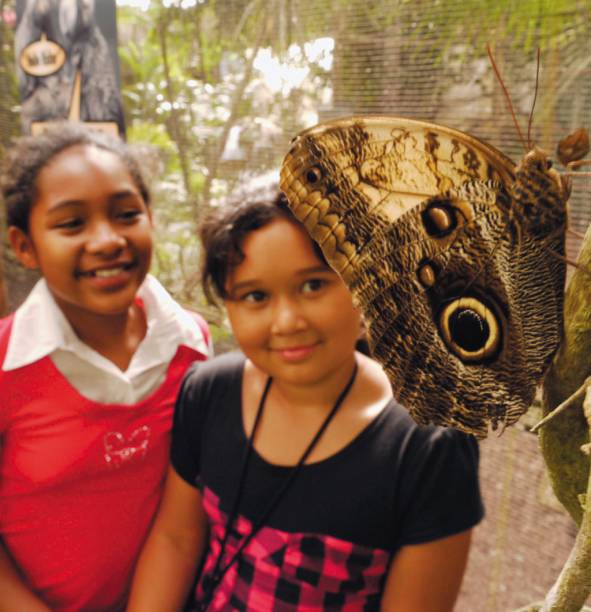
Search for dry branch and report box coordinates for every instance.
[519,223,591,610]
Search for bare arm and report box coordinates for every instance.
[0,540,51,612]
[380,529,473,612]
[127,466,209,612]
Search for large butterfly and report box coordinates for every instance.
[279,116,569,438]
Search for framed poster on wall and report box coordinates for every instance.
[15,0,124,136]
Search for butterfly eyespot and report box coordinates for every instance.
[438,297,502,363]
[422,201,457,237]
[417,262,437,288]
[449,309,489,350]
[306,167,322,184]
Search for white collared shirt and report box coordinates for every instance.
[3,275,211,404]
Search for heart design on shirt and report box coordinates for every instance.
[103,425,151,468]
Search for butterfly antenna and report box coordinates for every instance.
[564,158,591,173]
[527,48,541,150]
[568,227,587,241]
[487,44,528,152]
[546,247,591,278]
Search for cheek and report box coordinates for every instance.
[134,223,154,251]
[226,307,268,348]
[328,306,362,347]
[34,239,71,270]
[140,236,154,266]
[336,312,362,341]
[324,292,361,330]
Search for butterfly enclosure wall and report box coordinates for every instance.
[1,0,591,609]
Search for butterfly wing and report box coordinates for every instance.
[280,116,567,438]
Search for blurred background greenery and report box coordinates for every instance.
[2,0,590,340]
[1,2,591,608]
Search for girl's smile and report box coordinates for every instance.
[224,217,361,390]
[77,261,135,278]
[271,342,319,362]
[76,261,139,291]
[9,143,153,332]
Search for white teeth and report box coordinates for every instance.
[94,267,124,278]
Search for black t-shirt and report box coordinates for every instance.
[172,352,484,610]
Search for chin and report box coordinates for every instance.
[86,299,137,317]
[277,367,328,386]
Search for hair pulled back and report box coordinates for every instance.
[1,122,150,233]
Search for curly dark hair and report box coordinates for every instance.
[1,122,150,233]
[199,192,328,306]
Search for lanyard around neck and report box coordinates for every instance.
[199,360,359,609]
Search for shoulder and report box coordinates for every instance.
[384,408,483,546]
[353,353,479,466]
[183,350,245,384]
[178,351,245,405]
[368,398,480,486]
[0,314,15,362]
[0,316,16,426]
[387,400,479,460]
[0,313,14,336]
[392,410,482,505]
[172,352,244,452]
[411,420,479,463]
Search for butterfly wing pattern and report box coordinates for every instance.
[279,116,569,438]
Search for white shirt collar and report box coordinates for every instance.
[3,275,210,372]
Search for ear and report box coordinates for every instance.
[8,226,39,270]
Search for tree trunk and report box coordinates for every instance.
[518,224,591,610]
[540,225,591,525]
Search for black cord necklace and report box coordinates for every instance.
[199,360,359,610]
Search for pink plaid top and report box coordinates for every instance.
[198,488,389,610]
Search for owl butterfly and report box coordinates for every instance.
[279,116,570,438]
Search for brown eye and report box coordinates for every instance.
[306,167,322,184]
[438,297,502,363]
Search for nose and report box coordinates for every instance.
[270,296,307,335]
[86,220,126,255]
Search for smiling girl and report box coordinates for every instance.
[128,193,483,611]
[0,123,210,611]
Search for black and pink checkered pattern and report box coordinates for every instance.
[196,488,390,611]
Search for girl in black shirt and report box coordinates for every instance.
[129,194,483,611]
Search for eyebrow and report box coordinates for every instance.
[228,265,332,293]
[109,190,143,203]
[298,265,332,275]
[46,190,142,212]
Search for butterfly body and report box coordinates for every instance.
[280,116,568,437]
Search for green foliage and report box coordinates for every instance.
[112,0,591,325]
[5,0,591,327]
[116,0,337,314]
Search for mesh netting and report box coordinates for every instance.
[1,0,590,609]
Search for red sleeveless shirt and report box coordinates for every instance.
[0,314,208,611]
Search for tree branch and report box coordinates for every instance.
[200,0,267,212]
[517,223,591,611]
[539,224,591,526]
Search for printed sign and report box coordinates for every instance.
[15,0,124,136]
